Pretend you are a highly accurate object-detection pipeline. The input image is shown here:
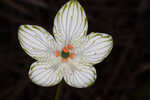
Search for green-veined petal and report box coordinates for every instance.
[18,25,56,61]
[62,60,96,88]
[80,32,113,64]
[53,0,88,45]
[29,61,62,87]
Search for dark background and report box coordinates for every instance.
[0,0,150,100]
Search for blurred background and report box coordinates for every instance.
[0,0,150,100]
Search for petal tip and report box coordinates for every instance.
[87,81,95,88]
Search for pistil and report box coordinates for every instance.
[61,50,70,58]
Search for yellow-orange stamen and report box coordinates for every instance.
[70,53,75,59]
[67,44,73,50]
[62,47,69,53]
[56,50,60,57]
[62,58,68,62]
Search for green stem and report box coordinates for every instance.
[54,82,63,100]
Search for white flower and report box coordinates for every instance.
[18,0,113,88]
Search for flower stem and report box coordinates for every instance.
[54,82,63,100]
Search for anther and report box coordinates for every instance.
[67,44,73,50]
[70,53,75,59]
[56,50,60,57]
[62,58,68,62]
[62,47,69,53]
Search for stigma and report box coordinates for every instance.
[55,44,75,62]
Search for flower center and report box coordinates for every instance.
[55,44,75,62]
[61,51,70,58]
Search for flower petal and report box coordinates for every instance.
[80,32,113,64]
[29,61,62,87]
[18,25,56,61]
[53,0,88,45]
[62,61,97,88]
